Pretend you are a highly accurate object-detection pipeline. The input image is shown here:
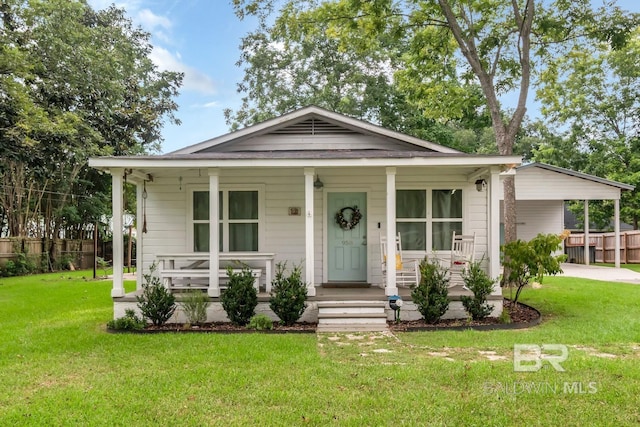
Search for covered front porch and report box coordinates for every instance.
[112,283,503,325]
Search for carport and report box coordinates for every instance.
[502,163,635,268]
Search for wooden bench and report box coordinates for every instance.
[159,269,263,292]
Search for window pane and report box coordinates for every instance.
[433,190,462,218]
[397,222,426,250]
[396,190,426,218]
[230,223,258,251]
[432,222,463,251]
[193,223,209,252]
[229,191,258,220]
[193,191,209,220]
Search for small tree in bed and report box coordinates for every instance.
[502,233,567,304]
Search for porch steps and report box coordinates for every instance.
[316,301,389,333]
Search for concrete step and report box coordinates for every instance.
[316,323,390,333]
[316,300,391,332]
[318,312,388,319]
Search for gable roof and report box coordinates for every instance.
[518,163,634,191]
[169,105,462,155]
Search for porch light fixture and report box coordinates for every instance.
[314,175,324,189]
[475,179,487,192]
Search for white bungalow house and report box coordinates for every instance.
[90,106,521,329]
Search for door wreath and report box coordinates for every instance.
[335,206,362,230]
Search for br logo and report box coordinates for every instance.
[513,344,568,372]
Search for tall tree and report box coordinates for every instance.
[537,27,640,228]
[233,0,638,244]
[0,0,182,261]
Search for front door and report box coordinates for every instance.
[327,192,367,282]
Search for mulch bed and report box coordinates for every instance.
[388,299,540,332]
[123,299,539,333]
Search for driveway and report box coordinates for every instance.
[559,263,640,284]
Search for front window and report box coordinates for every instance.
[192,189,260,252]
[396,189,463,251]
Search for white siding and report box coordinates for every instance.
[141,167,489,286]
[515,200,564,241]
[508,167,621,200]
[210,134,431,152]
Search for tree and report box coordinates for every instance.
[0,0,182,261]
[225,6,468,145]
[536,28,640,229]
[233,0,638,245]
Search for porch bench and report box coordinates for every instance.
[159,268,263,292]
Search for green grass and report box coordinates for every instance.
[1,272,639,425]
[595,262,640,273]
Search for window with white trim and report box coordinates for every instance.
[396,189,463,251]
[192,190,260,252]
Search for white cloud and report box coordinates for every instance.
[150,47,217,95]
[137,8,172,31]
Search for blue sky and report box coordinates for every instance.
[89,0,639,154]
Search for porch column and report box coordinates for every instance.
[489,167,501,283]
[614,198,621,268]
[208,169,220,297]
[135,182,144,289]
[304,168,316,296]
[111,168,125,297]
[385,167,397,296]
[584,201,590,265]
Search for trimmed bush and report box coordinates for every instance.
[461,260,495,320]
[107,309,145,331]
[181,290,209,326]
[411,258,449,324]
[248,314,274,330]
[221,267,258,326]
[269,262,308,326]
[136,263,176,326]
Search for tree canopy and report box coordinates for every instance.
[0,0,182,249]
[232,0,638,239]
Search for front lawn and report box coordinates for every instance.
[0,271,639,425]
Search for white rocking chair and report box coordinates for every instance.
[448,231,476,287]
[380,233,420,288]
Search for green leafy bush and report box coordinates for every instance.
[502,233,567,304]
[136,263,176,326]
[248,314,274,330]
[461,260,495,320]
[181,290,209,326]
[221,267,258,326]
[269,262,308,326]
[107,309,145,331]
[1,252,38,277]
[411,258,449,324]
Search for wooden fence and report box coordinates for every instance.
[565,231,640,264]
[0,238,97,270]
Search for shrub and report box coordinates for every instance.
[181,290,209,326]
[248,314,273,330]
[96,257,110,278]
[411,258,449,324]
[502,233,567,304]
[460,260,495,320]
[221,267,258,326]
[269,262,308,326]
[136,263,176,326]
[1,252,38,277]
[107,309,145,331]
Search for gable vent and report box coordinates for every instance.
[269,118,358,135]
